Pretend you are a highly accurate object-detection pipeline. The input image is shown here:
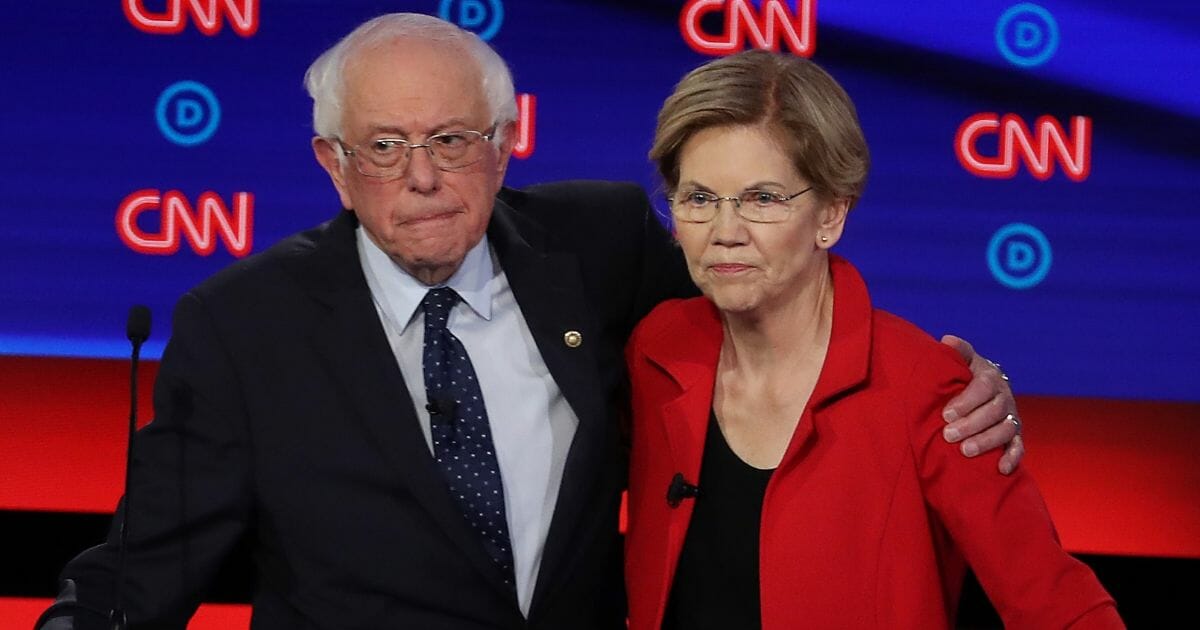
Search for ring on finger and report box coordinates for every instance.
[988,359,1010,382]
[1004,412,1021,433]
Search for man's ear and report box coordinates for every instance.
[816,197,850,249]
[494,120,519,182]
[312,136,354,210]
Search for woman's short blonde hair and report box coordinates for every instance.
[651,50,869,207]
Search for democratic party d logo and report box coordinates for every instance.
[996,3,1059,68]
[439,0,505,41]
[156,81,221,147]
[987,223,1052,290]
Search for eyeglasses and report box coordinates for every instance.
[335,127,496,178]
[667,187,814,223]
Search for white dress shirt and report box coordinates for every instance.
[356,227,578,616]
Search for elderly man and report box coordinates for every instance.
[39,13,1021,630]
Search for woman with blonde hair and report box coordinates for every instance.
[624,50,1122,629]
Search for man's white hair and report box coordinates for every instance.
[303,13,518,142]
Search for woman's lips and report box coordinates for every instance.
[709,263,753,274]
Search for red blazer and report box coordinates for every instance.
[624,256,1121,629]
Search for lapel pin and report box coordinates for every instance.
[563,330,582,348]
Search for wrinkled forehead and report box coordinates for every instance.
[340,37,489,129]
[675,124,808,190]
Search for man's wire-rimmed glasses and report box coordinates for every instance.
[335,127,497,178]
[667,186,815,223]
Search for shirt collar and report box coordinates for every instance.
[357,227,494,333]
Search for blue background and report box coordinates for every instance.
[1,0,1196,402]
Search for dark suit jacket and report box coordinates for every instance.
[49,181,694,629]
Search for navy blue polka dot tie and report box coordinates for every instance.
[421,287,515,586]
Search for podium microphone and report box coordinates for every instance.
[34,307,152,629]
[111,305,151,630]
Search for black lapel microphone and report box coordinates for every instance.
[425,395,457,418]
[111,305,151,630]
[666,472,699,508]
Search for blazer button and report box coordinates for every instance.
[563,330,583,348]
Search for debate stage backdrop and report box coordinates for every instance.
[2,1,1197,627]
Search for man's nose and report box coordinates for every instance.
[405,145,442,192]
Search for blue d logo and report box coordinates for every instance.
[996,3,1059,68]
[439,0,504,41]
[155,80,221,147]
[987,223,1053,290]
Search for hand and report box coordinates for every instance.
[939,335,1024,475]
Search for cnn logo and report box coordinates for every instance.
[117,189,254,257]
[680,0,815,57]
[955,113,1092,182]
[124,0,259,37]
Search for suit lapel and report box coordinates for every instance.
[486,200,614,611]
[642,299,721,546]
[619,299,726,618]
[773,255,872,472]
[298,211,519,604]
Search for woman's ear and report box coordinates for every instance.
[816,198,850,249]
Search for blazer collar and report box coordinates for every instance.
[645,298,723,484]
[642,255,873,472]
[812,254,872,409]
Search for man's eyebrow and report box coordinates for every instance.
[365,118,477,138]
[364,124,408,138]
[432,118,474,131]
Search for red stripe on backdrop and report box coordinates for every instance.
[2,356,1199,558]
[1018,395,1200,559]
[0,598,250,630]
[0,356,157,514]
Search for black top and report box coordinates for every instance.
[662,410,775,630]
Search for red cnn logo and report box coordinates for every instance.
[512,93,536,160]
[124,0,259,37]
[680,0,815,57]
[117,189,254,257]
[955,113,1092,182]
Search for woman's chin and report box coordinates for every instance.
[705,288,762,316]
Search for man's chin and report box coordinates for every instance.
[390,250,467,285]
